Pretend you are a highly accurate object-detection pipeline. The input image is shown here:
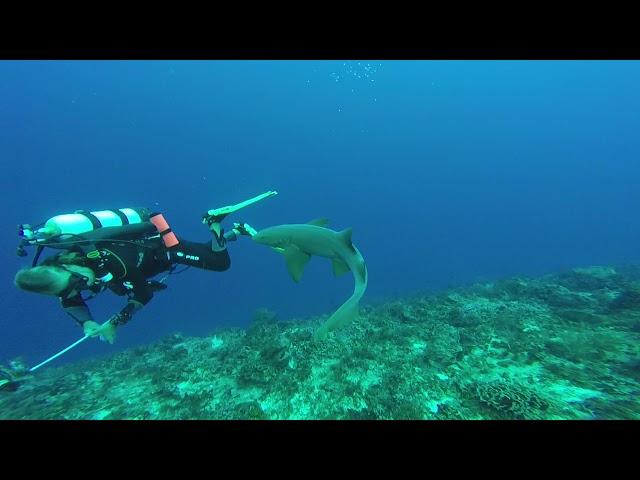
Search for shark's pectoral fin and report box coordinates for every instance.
[332,258,351,276]
[307,218,329,227]
[283,246,311,282]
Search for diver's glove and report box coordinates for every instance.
[225,222,257,241]
[82,320,102,337]
[83,319,117,344]
[233,222,257,237]
[99,321,117,344]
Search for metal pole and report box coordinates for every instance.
[29,335,90,372]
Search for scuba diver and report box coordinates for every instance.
[0,359,32,392]
[12,192,277,347]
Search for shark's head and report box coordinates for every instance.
[252,226,290,249]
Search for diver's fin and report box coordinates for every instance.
[307,218,329,227]
[204,191,278,221]
[282,246,311,282]
[0,378,22,392]
[332,258,351,276]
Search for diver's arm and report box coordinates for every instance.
[109,272,153,327]
[109,299,145,326]
[60,294,94,327]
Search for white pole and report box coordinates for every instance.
[29,335,90,372]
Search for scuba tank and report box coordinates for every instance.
[31,208,151,239]
[17,207,154,266]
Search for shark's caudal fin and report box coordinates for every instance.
[314,296,359,340]
[317,243,367,340]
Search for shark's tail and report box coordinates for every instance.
[314,246,368,340]
[314,294,360,341]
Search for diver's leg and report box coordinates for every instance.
[170,238,230,271]
[164,217,257,271]
[177,219,255,271]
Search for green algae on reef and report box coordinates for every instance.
[1,264,639,420]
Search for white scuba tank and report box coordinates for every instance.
[38,208,149,238]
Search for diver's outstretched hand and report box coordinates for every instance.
[82,321,101,337]
[83,319,117,344]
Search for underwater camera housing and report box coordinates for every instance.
[17,222,54,265]
[17,223,38,256]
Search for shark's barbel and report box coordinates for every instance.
[252,219,368,339]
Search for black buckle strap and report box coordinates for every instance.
[111,209,130,225]
[75,210,102,230]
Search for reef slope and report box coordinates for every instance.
[2,265,639,420]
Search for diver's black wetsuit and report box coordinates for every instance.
[60,234,231,328]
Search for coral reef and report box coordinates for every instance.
[1,264,639,420]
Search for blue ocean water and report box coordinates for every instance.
[1,60,638,370]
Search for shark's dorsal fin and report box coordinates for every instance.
[338,227,356,253]
[282,245,311,282]
[339,227,353,244]
[307,218,329,227]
